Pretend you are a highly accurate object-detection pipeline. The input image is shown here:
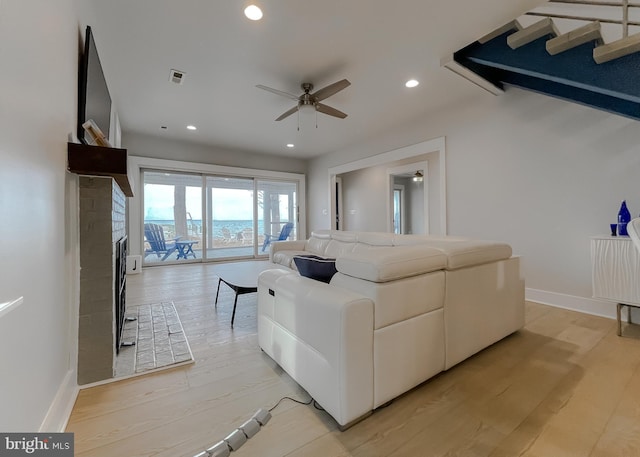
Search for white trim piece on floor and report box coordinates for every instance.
[526,287,617,320]
[78,358,195,391]
[0,296,23,319]
[39,370,79,432]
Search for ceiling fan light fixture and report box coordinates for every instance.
[257,79,351,124]
[244,4,263,20]
[299,103,316,114]
[413,170,424,182]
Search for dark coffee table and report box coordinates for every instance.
[214,260,282,327]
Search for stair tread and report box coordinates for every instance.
[546,21,602,55]
[508,17,560,50]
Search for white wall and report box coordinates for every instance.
[340,166,389,232]
[123,132,307,174]
[0,0,83,430]
[308,88,640,313]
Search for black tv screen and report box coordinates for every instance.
[77,26,111,144]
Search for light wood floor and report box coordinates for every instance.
[66,263,640,457]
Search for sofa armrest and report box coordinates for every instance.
[269,239,307,262]
[257,270,374,426]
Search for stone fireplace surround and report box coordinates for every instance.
[77,176,126,385]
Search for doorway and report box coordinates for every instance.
[387,162,428,234]
[393,185,404,234]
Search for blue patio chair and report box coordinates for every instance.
[261,222,294,253]
[144,223,180,260]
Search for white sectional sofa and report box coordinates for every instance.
[257,230,524,429]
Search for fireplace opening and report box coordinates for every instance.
[115,235,129,353]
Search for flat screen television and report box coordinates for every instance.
[77,26,112,145]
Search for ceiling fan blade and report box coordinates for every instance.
[316,103,348,119]
[275,105,299,121]
[311,79,351,102]
[256,85,299,101]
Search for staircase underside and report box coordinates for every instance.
[454,29,640,120]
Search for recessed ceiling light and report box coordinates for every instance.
[244,5,263,20]
[405,79,420,88]
[160,126,167,130]
[286,144,295,148]
[186,125,197,130]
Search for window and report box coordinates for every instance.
[139,164,301,264]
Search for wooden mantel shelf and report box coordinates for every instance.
[67,142,133,197]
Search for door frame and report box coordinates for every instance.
[332,176,343,230]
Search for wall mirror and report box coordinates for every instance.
[328,137,446,235]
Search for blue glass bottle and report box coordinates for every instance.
[618,200,631,236]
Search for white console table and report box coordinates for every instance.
[591,235,640,336]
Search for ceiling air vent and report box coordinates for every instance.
[169,69,186,85]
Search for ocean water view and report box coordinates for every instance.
[144,219,273,238]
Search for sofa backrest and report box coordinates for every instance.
[309,229,470,248]
[336,245,447,282]
[306,230,513,276]
[306,236,331,256]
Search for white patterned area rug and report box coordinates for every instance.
[115,302,194,377]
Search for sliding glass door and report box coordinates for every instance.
[257,180,297,254]
[143,171,202,265]
[142,170,299,263]
[205,176,255,260]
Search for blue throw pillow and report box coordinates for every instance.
[293,255,338,283]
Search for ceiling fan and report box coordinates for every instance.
[256,79,351,122]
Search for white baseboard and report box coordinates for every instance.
[39,370,79,432]
[525,288,617,320]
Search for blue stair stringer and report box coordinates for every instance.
[454,29,640,120]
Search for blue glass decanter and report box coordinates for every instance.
[618,200,631,236]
